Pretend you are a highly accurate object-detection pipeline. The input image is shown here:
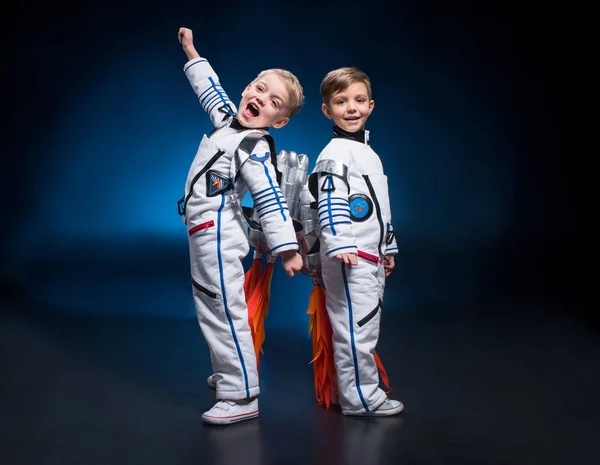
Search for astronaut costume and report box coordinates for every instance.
[178,57,298,400]
[308,125,398,414]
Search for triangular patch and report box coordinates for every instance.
[206,171,232,197]
[218,104,235,116]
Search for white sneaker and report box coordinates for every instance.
[207,374,217,389]
[202,399,259,425]
[342,398,404,417]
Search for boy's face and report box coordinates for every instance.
[322,81,374,133]
[238,73,290,129]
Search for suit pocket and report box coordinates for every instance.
[357,299,382,327]
[192,278,218,299]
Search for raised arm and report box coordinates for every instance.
[178,27,237,128]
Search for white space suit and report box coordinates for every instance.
[309,125,398,414]
[179,57,298,400]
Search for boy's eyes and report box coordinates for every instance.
[254,84,280,108]
[336,98,366,105]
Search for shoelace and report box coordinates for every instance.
[216,400,237,408]
[380,399,394,408]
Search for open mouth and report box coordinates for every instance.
[245,102,260,118]
[344,116,361,122]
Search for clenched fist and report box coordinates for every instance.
[178,27,194,47]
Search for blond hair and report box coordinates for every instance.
[253,69,304,117]
[320,67,372,104]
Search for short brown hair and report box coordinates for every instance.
[253,69,304,117]
[320,67,372,104]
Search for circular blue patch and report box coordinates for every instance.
[349,194,373,222]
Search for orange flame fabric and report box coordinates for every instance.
[308,283,392,406]
[246,262,274,370]
[307,283,338,409]
[374,350,391,394]
[244,257,263,303]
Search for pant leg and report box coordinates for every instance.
[321,254,387,413]
[188,203,259,400]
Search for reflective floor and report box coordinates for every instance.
[1,299,598,465]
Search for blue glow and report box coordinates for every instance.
[7,7,517,321]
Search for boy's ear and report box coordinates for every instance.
[321,103,333,119]
[368,99,375,115]
[241,82,252,96]
[271,117,289,129]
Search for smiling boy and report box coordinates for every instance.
[309,67,403,416]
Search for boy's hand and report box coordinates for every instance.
[383,254,395,277]
[279,251,303,277]
[178,27,194,47]
[335,253,358,268]
[178,27,200,60]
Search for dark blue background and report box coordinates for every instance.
[2,1,581,327]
